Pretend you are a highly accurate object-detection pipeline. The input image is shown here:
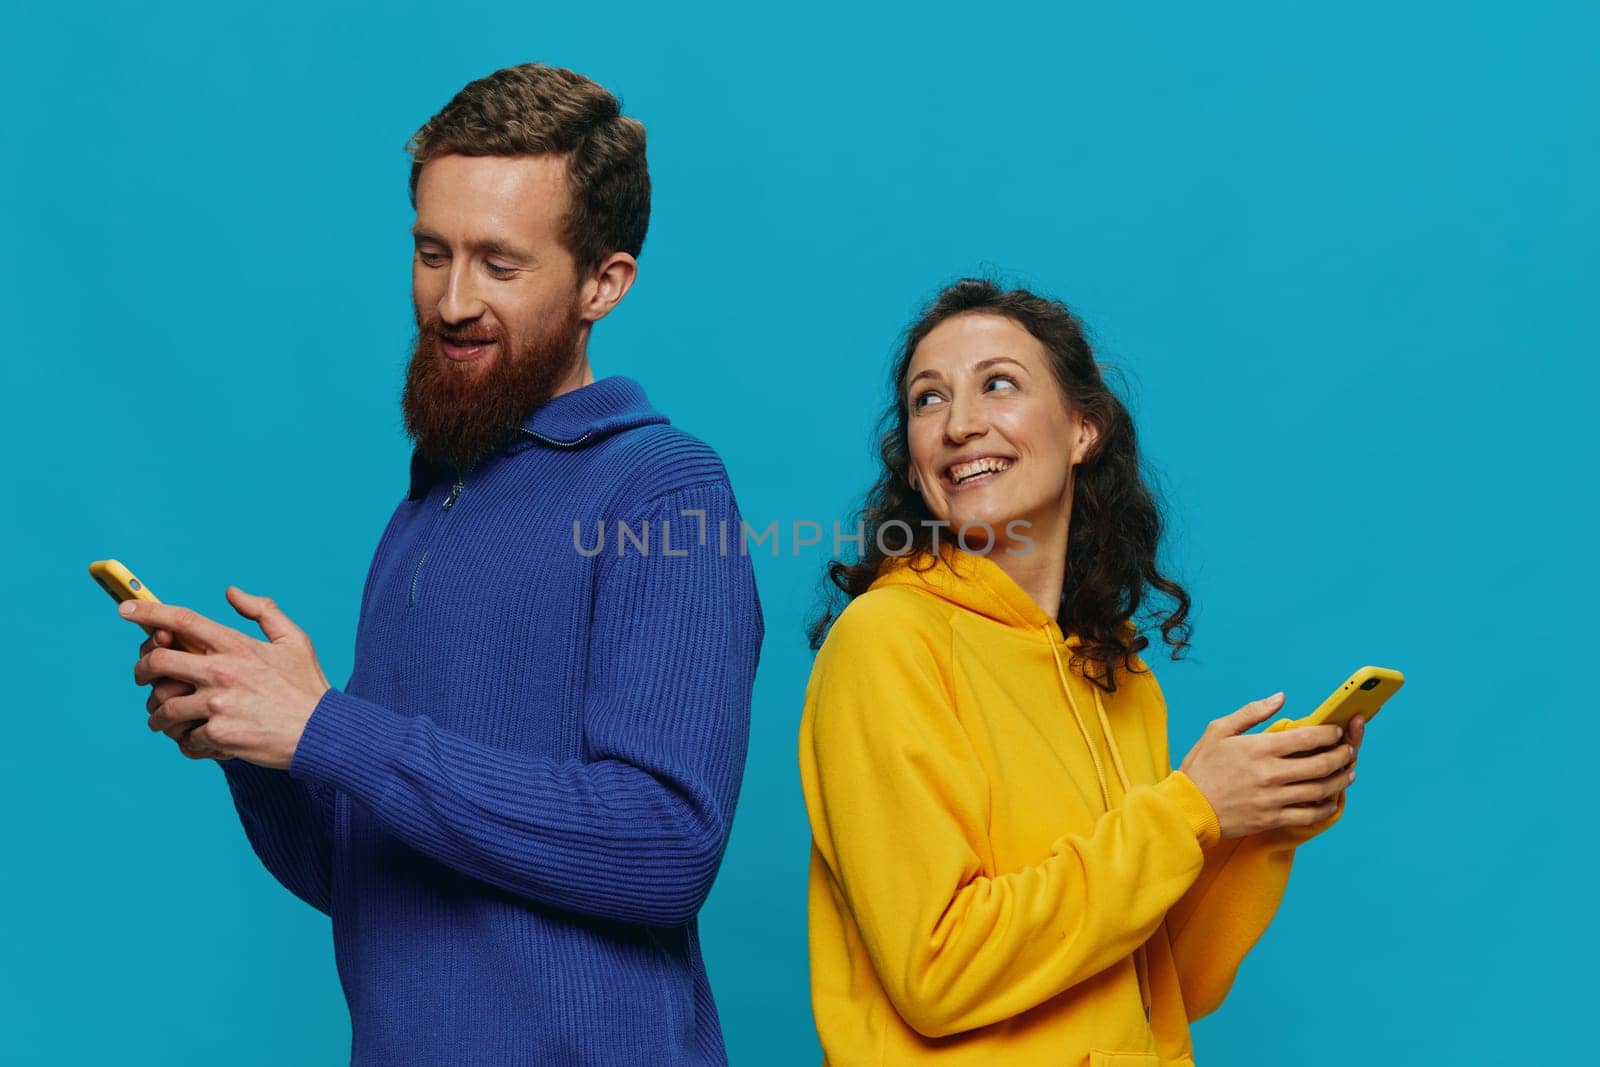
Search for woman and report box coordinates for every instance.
[798,279,1365,1066]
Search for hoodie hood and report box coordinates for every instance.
[870,543,1137,811]
[869,541,1142,658]
[871,542,1074,642]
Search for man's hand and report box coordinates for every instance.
[137,628,226,760]
[127,587,332,770]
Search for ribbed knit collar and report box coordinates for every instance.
[518,374,668,446]
[407,375,670,498]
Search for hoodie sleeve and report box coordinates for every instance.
[1157,688,1345,1022]
[799,594,1222,1039]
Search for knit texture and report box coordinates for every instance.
[219,376,762,1065]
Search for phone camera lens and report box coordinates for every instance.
[129,579,143,592]
[1359,677,1380,691]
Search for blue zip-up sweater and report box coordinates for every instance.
[218,375,763,1065]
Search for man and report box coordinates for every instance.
[127,62,762,1065]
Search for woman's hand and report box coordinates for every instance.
[1177,693,1359,839]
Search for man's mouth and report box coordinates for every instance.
[440,336,499,362]
[942,455,1015,489]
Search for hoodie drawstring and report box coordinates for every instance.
[1047,627,1154,1025]
[1049,634,1114,810]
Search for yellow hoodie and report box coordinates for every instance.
[798,546,1341,1066]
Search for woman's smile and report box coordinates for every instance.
[941,453,1016,492]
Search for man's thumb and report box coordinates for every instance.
[226,586,297,642]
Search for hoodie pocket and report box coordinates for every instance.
[1089,1052,1163,1067]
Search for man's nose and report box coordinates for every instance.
[438,262,487,324]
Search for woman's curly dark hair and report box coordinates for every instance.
[807,278,1192,691]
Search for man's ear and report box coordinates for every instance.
[578,251,638,323]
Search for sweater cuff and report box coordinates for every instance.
[218,757,303,819]
[1157,771,1223,849]
[220,755,286,793]
[288,688,410,802]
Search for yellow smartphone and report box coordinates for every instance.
[1271,665,1405,732]
[88,559,201,653]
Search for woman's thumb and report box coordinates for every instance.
[1227,691,1286,733]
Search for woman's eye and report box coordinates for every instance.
[911,391,944,411]
[985,374,1018,392]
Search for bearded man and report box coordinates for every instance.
[125,63,763,1065]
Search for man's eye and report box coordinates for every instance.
[486,262,517,277]
[417,251,446,266]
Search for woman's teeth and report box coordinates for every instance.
[949,457,1013,483]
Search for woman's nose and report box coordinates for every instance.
[944,393,988,443]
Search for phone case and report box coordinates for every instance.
[89,559,201,653]
[1266,665,1405,733]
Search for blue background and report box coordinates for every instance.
[6,2,1594,1063]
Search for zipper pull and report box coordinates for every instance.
[443,477,465,510]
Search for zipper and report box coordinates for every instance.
[408,546,431,606]
[405,421,589,605]
[520,428,593,449]
[408,470,469,607]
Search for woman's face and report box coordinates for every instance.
[904,312,1097,554]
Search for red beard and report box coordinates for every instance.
[401,301,585,472]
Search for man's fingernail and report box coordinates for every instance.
[119,602,136,617]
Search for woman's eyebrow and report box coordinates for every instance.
[971,356,1027,374]
[907,355,1028,390]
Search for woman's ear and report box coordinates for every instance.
[1071,413,1102,466]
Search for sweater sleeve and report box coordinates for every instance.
[285,481,760,927]
[218,759,335,915]
[1159,701,1345,1021]
[799,597,1221,1039]
[215,516,411,917]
